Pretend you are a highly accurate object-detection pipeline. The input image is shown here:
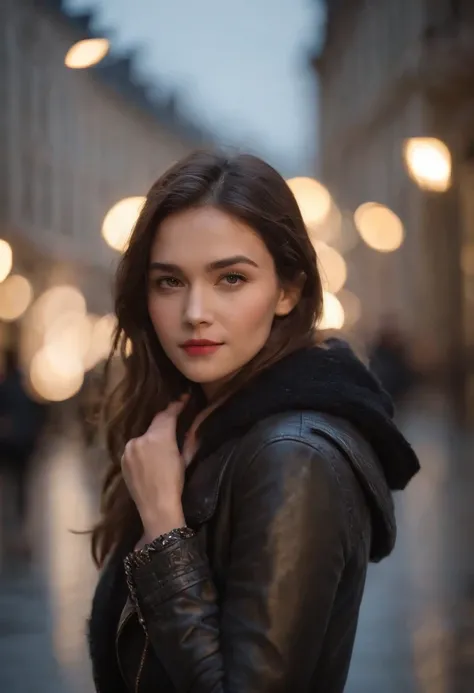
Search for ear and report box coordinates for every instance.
[274,273,305,317]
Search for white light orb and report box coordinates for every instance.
[320,291,345,330]
[403,137,451,192]
[102,196,146,252]
[30,349,84,402]
[337,290,362,328]
[43,312,92,368]
[32,285,86,332]
[0,239,13,282]
[287,177,332,228]
[0,274,33,321]
[314,241,347,294]
[84,313,117,370]
[65,38,109,69]
[354,203,404,253]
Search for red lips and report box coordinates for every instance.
[181,339,221,347]
[180,339,223,356]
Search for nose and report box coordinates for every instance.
[183,283,213,328]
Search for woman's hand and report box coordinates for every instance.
[122,396,189,539]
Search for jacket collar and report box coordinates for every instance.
[180,341,420,561]
[193,341,420,491]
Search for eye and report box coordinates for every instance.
[153,276,182,290]
[219,272,247,287]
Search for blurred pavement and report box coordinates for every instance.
[0,431,99,693]
[0,389,473,693]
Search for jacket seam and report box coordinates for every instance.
[140,571,209,607]
[239,432,350,487]
[237,432,354,559]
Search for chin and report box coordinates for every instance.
[180,363,231,385]
[167,347,251,389]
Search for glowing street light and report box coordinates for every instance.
[320,291,345,330]
[0,274,33,321]
[102,196,146,252]
[25,284,89,401]
[29,349,84,402]
[0,239,13,282]
[354,202,404,253]
[313,241,347,294]
[65,38,110,69]
[84,313,117,369]
[403,137,452,192]
[337,289,361,328]
[286,177,332,228]
[32,285,86,331]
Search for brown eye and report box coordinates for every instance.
[220,273,246,286]
[155,276,182,289]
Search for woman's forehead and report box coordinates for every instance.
[150,207,269,265]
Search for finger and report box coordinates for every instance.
[148,395,190,431]
[121,439,135,464]
[165,395,189,418]
[123,439,134,456]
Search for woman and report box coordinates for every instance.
[88,151,420,693]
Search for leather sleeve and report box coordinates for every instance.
[130,437,349,692]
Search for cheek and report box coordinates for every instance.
[148,296,177,341]
[228,286,278,333]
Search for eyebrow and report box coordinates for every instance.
[149,255,259,273]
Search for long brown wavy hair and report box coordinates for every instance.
[91,150,324,566]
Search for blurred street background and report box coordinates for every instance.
[1,0,474,691]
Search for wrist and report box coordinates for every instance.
[141,504,186,541]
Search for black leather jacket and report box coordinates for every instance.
[89,411,397,693]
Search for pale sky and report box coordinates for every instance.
[65,0,324,176]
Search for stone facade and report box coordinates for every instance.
[315,1,474,357]
[315,0,474,415]
[0,0,209,316]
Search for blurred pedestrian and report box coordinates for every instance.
[0,346,48,560]
[369,318,416,406]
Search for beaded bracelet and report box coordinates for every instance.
[123,527,196,631]
[126,527,196,570]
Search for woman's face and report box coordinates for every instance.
[148,206,298,397]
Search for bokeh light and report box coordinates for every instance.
[65,38,109,69]
[32,285,86,332]
[24,291,117,401]
[320,291,345,330]
[23,285,89,401]
[29,349,84,402]
[287,177,332,228]
[314,241,347,294]
[307,201,343,246]
[41,344,84,381]
[334,212,360,254]
[403,137,451,192]
[43,312,92,370]
[337,289,362,328]
[84,313,117,370]
[354,202,404,252]
[0,274,33,321]
[0,239,13,282]
[102,196,146,252]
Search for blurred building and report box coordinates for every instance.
[314,0,474,419]
[0,0,210,321]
